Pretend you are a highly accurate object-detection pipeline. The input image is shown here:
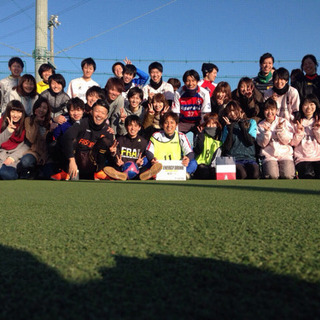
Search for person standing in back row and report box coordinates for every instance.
[253,53,275,95]
[198,63,219,97]
[67,57,99,103]
[0,57,24,114]
[143,62,174,105]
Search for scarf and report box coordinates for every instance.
[183,86,198,97]
[0,117,25,150]
[124,81,132,92]
[273,83,289,96]
[257,71,273,83]
[150,78,163,90]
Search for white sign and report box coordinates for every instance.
[156,160,186,181]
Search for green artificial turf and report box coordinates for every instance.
[0,180,319,319]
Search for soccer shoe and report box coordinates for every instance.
[103,166,127,181]
[94,170,108,180]
[139,163,163,181]
[51,170,70,181]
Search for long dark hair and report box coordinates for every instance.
[30,97,52,129]
[1,100,26,137]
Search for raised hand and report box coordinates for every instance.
[239,110,245,119]
[296,119,304,133]
[313,115,320,128]
[148,103,155,115]
[161,105,170,115]
[116,154,124,167]
[109,139,118,155]
[6,117,17,132]
[222,116,231,125]
[123,57,132,65]
[136,153,144,167]
[196,125,203,133]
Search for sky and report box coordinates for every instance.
[0,0,319,90]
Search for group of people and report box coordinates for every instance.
[0,52,319,181]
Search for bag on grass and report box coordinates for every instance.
[216,156,236,180]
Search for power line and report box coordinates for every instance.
[0,41,31,56]
[56,0,177,55]
[0,3,34,24]
[48,0,96,70]
[10,0,34,23]
[0,23,33,40]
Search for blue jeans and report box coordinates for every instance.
[0,164,18,180]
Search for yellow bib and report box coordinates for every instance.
[150,131,181,160]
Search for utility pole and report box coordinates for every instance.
[48,15,61,65]
[34,0,48,82]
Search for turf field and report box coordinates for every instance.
[0,179,319,319]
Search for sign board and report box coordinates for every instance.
[156,160,186,181]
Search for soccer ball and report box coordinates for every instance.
[122,161,139,180]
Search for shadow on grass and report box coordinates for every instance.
[86,179,320,196]
[0,245,319,319]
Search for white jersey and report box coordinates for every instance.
[264,86,300,122]
[143,81,174,101]
[67,77,99,103]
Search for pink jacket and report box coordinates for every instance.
[291,118,320,164]
[257,116,294,162]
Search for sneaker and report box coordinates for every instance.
[94,170,108,180]
[51,170,70,181]
[139,163,163,181]
[103,166,127,181]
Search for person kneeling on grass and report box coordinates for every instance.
[193,113,222,179]
[93,115,161,180]
[221,100,260,179]
[60,99,114,180]
[256,98,295,179]
[144,111,197,180]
